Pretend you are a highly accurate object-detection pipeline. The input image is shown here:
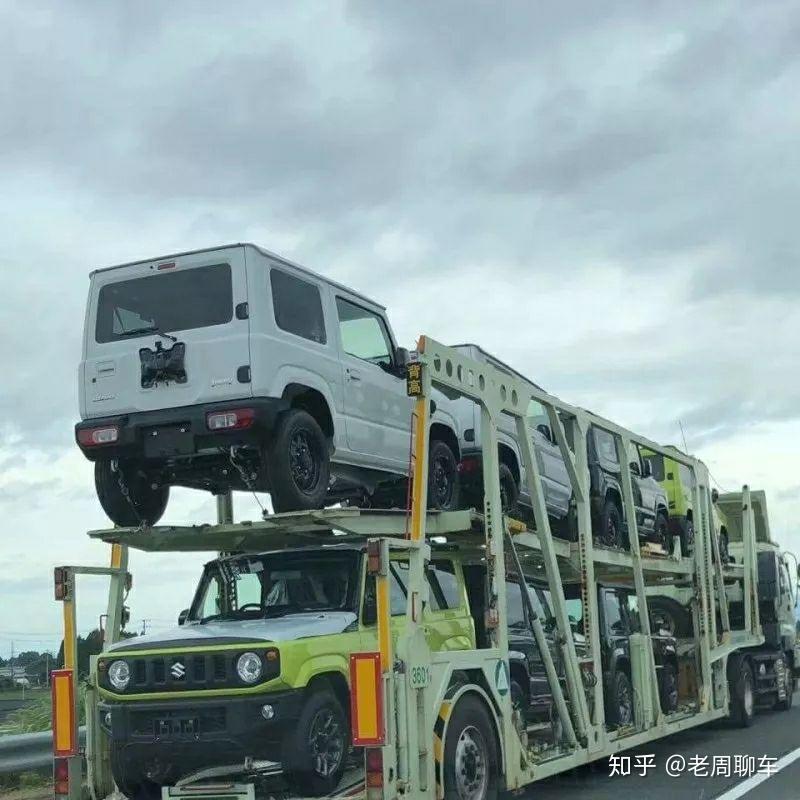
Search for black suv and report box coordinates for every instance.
[587,425,671,551]
[457,420,671,551]
[506,578,679,731]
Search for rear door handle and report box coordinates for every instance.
[347,368,362,382]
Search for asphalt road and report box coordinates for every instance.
[527,690,800,800]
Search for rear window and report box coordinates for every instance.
[95,264,232,343]
[645,453,665,481]
[271,268,327,344]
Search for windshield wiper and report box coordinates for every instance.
[119,325,178,342]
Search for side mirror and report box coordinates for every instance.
[178,609,189,626]
[642,459,653,478]
[362,596,377,626]
[395,347,410,371]
[629,461,641,477]
[711,488,719,503]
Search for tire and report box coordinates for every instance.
[428,439,460,511]
[498,463,520,516]
[607,670,634,728]
[648,596,694,637]
[267,409,330,513]
[282,689,349,796]
[774,654,794,711]
[110,749,161,799]
[443,695,499,800]
[680,518,694,557]
[728,657,755,727]
[95,460,168,527]
[654,510,671,552]
[659,663,679,714]
[510,678,526,713]
[598,499,624,549]
[718,529,730,565]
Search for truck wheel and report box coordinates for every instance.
[498,463,519,516]
[283,690,348,795]
[95,460,168,527]
[774,654,794,711]
[428,439,460,511]
[659,663,679,714]
[607,670,634,728]
[267,409,330,513]
[443,695,498,800]
[599,499,624,549]
[718,530,730,564]
[729,658,755,727]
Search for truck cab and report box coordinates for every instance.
[95,543,474,798]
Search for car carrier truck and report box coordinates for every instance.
[51,336,791,800]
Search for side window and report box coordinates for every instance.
[506,580,526,629]
[389,562,409,616]
[626,593,641,633]
[270,268,327,344]
[603,590,626,635]
[236,573,262,608]
[593,427,619,464]
[336,297,392,367]
[532,585,555,629]
[428,561,462,611]
[565,597,584,634]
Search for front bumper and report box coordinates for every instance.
[102,691,305,785]
[75,397,288,462]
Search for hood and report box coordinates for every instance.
[107,611,358,653]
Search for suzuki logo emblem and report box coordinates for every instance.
[170,661,186,679]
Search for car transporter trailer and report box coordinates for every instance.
[51,336,767,800]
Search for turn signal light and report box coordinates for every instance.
[77,425,119,446]
[365,748,384,787]
[54,757,69,795]
[206,408,255,431]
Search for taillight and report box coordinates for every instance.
[54,757,69,796]
[458,456,480,474]
[365,748,384,787]
[206,408,255,431]
[77,425,119,446]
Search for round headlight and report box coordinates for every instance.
[108,660,130,691]
[236,652,263,684]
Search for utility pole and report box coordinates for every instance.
[140,619,151,636]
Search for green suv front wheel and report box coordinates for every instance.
[283,689,349,795]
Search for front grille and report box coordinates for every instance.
[101,647,281,695]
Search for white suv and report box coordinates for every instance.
[75,243,462,525]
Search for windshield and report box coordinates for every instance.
[189,550,360,623]
[95,263,232,343]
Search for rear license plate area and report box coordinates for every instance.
[143,425,194,458]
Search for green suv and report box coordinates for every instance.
[96,544,474,798]
[642,449,730,561]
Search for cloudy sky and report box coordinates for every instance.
[1,1,798,659]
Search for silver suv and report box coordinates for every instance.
[75,243,462,525]
[452,344,671,549]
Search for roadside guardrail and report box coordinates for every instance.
[0,728,86,774]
